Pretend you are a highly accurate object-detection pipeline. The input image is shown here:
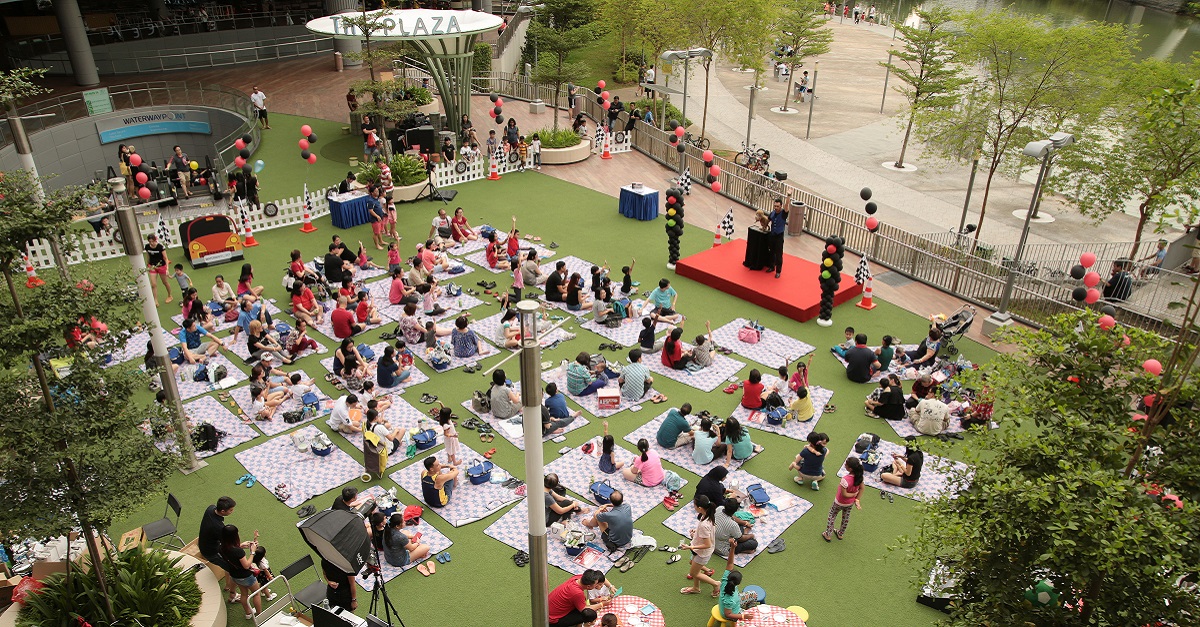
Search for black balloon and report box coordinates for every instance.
[1069,264,1086,280]
[707,174,716,184]
[496,115,505,125]
[1100,304,1117,316]
[489,93,498,103]
[308,133,318,143]
[860,187,872,201]
[1071,287,1088,302]
[593,87,601,95]
[668,120,679,131]
[494,106,503,116]
[145,181,158,194]
[676,144,685,153]
[668,134,678,144]
[865,201,878,215]
[597,96,605,105]
[139,163,152,174]
[239,149,251,160]
[300,149,311,159]
[704,160,713,168]
[241,134,253,145]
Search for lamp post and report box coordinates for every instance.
[880,52,892,114]
[517,299,548,627]
[660,48,712,130]
[983,132,1074,336]
[805,61,819,140]
[745,74,758,150]
[5,105,72,279]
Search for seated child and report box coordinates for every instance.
[830,326,855,358]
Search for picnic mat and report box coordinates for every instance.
[623,410,763,478]
[228,370,326,436]
[337,394,443,470]
[184,395,259,457]
[661,470,811,567]
[460,239,558,273]
[457,382,590,450]
[391,445,522,526]
[833,344,922,382]
[578,308,668,347]
[837,439,973,502]
[732,385,834,442]
[234,424,363,508]
[882,412,998,441]
[104,327,179,367]
[643,342,746,393]
[176,354,248,400]
[484,499,621,576]
[471,310,576,352]
[711,319,816,370]
[413,336,499,372]
[548,438,686,521]
[171,299,283,335]
[431,262,477,283]
[311,308,390,344]
[362,280,480,325]
[541,367,660,419]
[318,341,431,391]
[351,486,454,591]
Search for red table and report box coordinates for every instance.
[738,603,807,626]
[599,594,666,627]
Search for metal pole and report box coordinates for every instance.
[996,151,1050,315]
[745,78,757,151]
[880,52,892,114]
[516,300,548,627]
[1029,156,1055,220]
[805,62,819,140]
[956,153,980,248]
[115,203,202,472]
[681,57,689,129]
[7,105,72,282]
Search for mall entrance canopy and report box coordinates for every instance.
[306,9,502,137]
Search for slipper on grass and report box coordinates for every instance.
[416,563,431,576]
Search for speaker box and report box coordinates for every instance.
[774,171,788,181]
[406,126,436,155]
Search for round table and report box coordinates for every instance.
[601,594,665,627]
[738,603,807,626]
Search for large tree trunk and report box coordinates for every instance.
[552,84,561,131]
[1129,201,1150,260]
[971,163,1000,244]
[700,61,711,137]
[782,67,795,112]
[895,115,915,168]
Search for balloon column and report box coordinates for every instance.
[1068,251,1102,306]
[702,150,722,193]
[666,120,686,156]
[127,152,158,201]
[489,93,505,126]
[816,236,845,327]
[665,188,686,269]
[298,125,318,164]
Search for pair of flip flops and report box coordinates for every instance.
[614,546,649,572]
[512,550,530,567]
[419,393,439,404]
[480,432,495,444]
[415,560,437,576]
[434,551,452,564]
[297,505,317,518]
[477,280,497,290]
[824,403,838,413]
[483,447,497,458]
[715,345,734,355]
[501,477,523,489]
[464,363,481,374]
[880,491,895,503]
[767,538,786,554]
[274,484,290,503]
[649,394,668,404]
[461,417,485,431]
[598,343,622,352]
[235,473,258,488]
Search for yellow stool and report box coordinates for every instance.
[349,157,359,168]
[786,605,810,622]
[708,605,733,627]
[342,126,351,134]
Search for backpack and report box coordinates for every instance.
[168,347,184,365]
[207,301,225,316]
[590,480,616,505]
[854,432,880,454]
[212,365,228,382]
[766,406,788,426]
[480,226,496,240]
[301,392,320,409]
[762,391,785,410]
[472,389,492,413]
[445,283,462,297]
[737,324,761,344]
[192,363,209,382]
[745,483,771,507]
[357,343,376,361]
[224,308,239,323]
[192,422,219,452]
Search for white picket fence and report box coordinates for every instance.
[429,146,528,187]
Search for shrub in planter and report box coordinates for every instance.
[530,128,583,149]
[400,86,433,106]
[17,546,202,627]
[630,98,691,128]
[357,154,428,188]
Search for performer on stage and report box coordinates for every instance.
[765,193,791,278]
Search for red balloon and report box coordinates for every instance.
[234,156,246,168]
[702,150,714,162]
[1122,335,1131,346]
[1097,314,1116,330]
[488,109,497,118]
[137,187,151,200]
[1143,359,1163,376]
[711,181,722,193]
[709,165,721,177]
[667,196,676,204]
[1083,271,1101,288]
[865,216,879,231]
[674,126,686,138]
[197,177,206,185]
[1132,413,1147,421]
[826,244,837,254]
[235,139,246,150]
[1080,252,1097,268]
[1084,288,1100,304]
[1144,394,1156,407]
[602,101,611,110]
[601,91,610,100]
[1162,493,1183,509]
[129,154,142,167]
[301,124,313,136]
[135,172,148,184]
[597,80,606,89]
[495,98,503,107]
[299,139,310,150]
[307,154,318,164]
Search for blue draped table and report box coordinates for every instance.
[618,185,659,220]
[328,192,374,229]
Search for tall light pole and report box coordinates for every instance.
[956,150,981,247]
[517,299,548,627]
[983,132,1074,336]
[5,105,73,280]
[660,48,712,130]
[745,74,758,150]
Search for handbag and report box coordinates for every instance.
[589,480,616,505]
[737,325,761,344]
[766,406,788,425]
[466,459,494,485]
[412,428,439,450]
[224,308,239,323]
[472,389,492,413]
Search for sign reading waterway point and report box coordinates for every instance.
[306,9,502,40]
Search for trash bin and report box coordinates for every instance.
[334,52,343,72]
[529,100,546,114]
[787,200,805,236]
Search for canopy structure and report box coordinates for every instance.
[307,9,503,137]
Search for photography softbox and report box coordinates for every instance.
[297,509,371,575]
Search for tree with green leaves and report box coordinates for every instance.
[632,4,686,130]
[1051,61,1200,258]
[773,0,832,113]
[529,19,590,131]
[597,0,640,83]
[682,0,778,138]
[915,11,1135,242]
[881,6,969,169]
[909,309,1199,625]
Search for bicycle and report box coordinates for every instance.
[734,142,771,173]
[682,132,710,151]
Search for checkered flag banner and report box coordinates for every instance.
[855,254,872,285]
[678,167,692,195]
[719,207,735,238]
[156,216,172,247]
[494,145,505,160]
[303,183,312,212]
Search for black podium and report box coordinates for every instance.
[743,227,771,270]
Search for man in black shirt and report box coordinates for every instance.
[544,261,568,302]
[325,243,348,286]
[607,96,623,131]
[843,333,877,384]
[441,136,456,162]
[332,235,358,267]
[198,496,238,602]
[338,171,356,195]
[361,114,380,162]
[1103,259,1133,302]
[332,486,358,511]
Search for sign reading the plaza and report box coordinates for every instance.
[306,9,503,40]
[95,110,212,144]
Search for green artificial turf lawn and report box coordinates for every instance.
[98,171,993,627]
[246,113,372,202]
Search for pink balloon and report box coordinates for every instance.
[1084,288,1100,304]
[865,216,879,231]
[235,139,246,150]
[702,150,714,162]
[495,98,504,107]
[301,124,313,136]
[135,172,148,184]
[1083,271,1101,288]
[1143,394,1156,407]
[597,80,606,89]
[1132,413,1147,421]
[299,139,310,150]
[1097,314,1116,330]
[129,154,142,167]
[1143,359,1163,376]
[1122,335,1131,346]
[137,187,151,200]
[709,165,721,177]
[602,101,611,110]
[1080,252,1097,268]
[711,181,722,193]
[674,127,686,138]
[488,109,497,118]
[234,156,246,168]
[307,154,318,164]
[601,91,610,100]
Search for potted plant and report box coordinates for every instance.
[532,127,590,165]
[359,154,430,203]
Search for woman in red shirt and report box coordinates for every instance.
[237,263,264,298]
[450,207,477,243]
[290,283,322,327]
[484,232,510,270]
[288,249,308,281]
[741,369,765,409]
[661,328,693,370]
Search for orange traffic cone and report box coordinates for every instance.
[712,232,722,248]
[23,253,44,288]
[601,131,612,160]
[857,276,877,310]
[242,216,259,247]
[299,209,317,233]
[487,153,502,181]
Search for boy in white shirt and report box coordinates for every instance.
[530,135,542,171]
[287,372,316,399]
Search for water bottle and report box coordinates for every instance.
[457,297,463,310]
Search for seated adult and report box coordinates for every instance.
[450,207,477,244]
[694,465,728,504]
[910,396,951,436]
[521,249,545,286]
[333,235,359,267]
[388,268,418,305]
[376,346,411,388]
[565,352,616,397]
[867,375,906,420]
[417,240,450,273]
[332,486,358,511]
[660,327,692,370]
[722,416,756,466]
[177,318,223,364]
[494,309,521,349]
[543,383,579,435]
[421,456,459,508]
[618,348,653,401]
[332,339,361,378]
[488,369,522,420]
[621,438,664,486]
[881,441,924,488]
[646,278,684,324]
[547,570,604,627]
[330,296,364,339]
[713,499,757,557]
[381,512,430,568]
[324,243,351,286]
[692,416,727,465]
[741,370,765,410]
[789,432,829,490]
[288,249,312,284]
[904,326,943,368]
[907,373,936,410]
[366,409,402,453]
[1103,260,1133,302]
[211,275,237,310]
[450,315,483,358]
[326,394,362,434]
[843,333,877,383]
[285,319,319,357]
[655,403,693,449]
[582,491,633,550]
[231,296,273,341]
[246,319,292,365]
[545,473,588,525]
[290,283,323,327]
[544,262,568,302]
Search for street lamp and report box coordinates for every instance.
[983,131,1074,336]
[660,48,712,131]
[516,299,548,627]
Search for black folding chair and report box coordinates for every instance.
[278,555,327,612]
[142,493,184,549]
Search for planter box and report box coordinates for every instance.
[392,180,427,203]
[417,102,440,116]
[540,139,591,165]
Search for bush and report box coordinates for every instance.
[358,153,428,188]
[17,546,202,627]
[474,42,493,76]
[630,98,691,128]
[530,127,582,149]
[400,86,433,106]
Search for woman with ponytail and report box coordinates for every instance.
[823,456,864,542]
[680,495,720,596]
[717,538,755,623]
[622,438,664,487]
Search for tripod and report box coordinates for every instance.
[418,165,449,205]
[367,549,405,627]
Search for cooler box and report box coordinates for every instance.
[597,388,620,410]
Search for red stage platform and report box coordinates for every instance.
[675,239,863,322]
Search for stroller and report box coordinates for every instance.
[935,305,976,356]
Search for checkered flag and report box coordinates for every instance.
[677,167,692,195]
[719,207,735,238]
[156,216,172,248]
[494,145,505,161]
[303,183,312,212]
[855,255,872,285]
